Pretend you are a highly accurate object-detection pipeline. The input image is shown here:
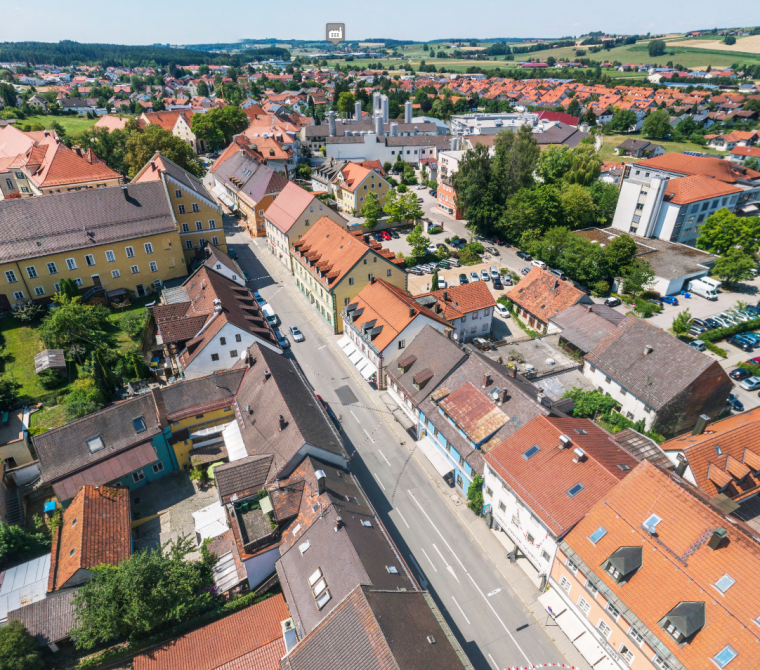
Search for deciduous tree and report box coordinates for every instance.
[642,108,671,140]
[671,308,693,336]
[711,248,757,287]
[124,125,205,178]
[697,209,760,256]
[361,191,383,230]
[604,233,638,277]
[0,621,43,670]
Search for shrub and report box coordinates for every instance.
[633,300,662,318]
[467,475,484,515]
[38,368,65,390]
[704,341,727,357]
[700,316,760,343]
[428,226,442,234]
[591,280,610,297]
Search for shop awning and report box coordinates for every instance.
[574,631,607,666]
[593,657,618,670]
[212,184,237,211]
[337,336,351,349]
[348,350,363,365]
[553,604,587,642]
[360,363,376,380]
[415,437,454,477]
[343,342,357,357]
[538,588,567,619]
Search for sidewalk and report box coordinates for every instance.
[242,228,590,670]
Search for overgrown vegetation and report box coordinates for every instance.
[0,621,43,670]
[467,475,485,515]
[0,516,51,569]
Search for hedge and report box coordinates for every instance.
[699,317,760,343]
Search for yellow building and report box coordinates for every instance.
[0,181,186,309]
[132,152,227,265]
[291,217,407,333]
[333,162,390,215]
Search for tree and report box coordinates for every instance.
[71,536,214,649]
[642,109,671,140]
[57,277,81,301]
[499,185,562,242]
[451,144,498,231]
[674,116,698,140]
[536,146,572,185]
[589,181,620,226]
[0,621,43,670]
[406,224,430,260]
[0,377,20,409]
[671,308,693,336]
[724,35,737,45]
[401,191,424,223]
[0,518,50,567]
[431,269,439,291]
[608,109,637,133]
[491,123,540,200]
[383,189,405,225]
[566,97,582,119]
[40,297,110,350]
[190,106,248,151]
[560,183,596,229]
[566,144,602,186]
[466,475,484,515]
[124,125,205,178]
[362,191,383,230]
[711,248,757,287]
[746,157,759,171]
[336,92,356,118]
[563,388,620,418]
[196,80,209,97]
[604,233,638,276]
[64,375,104,420]
[697,209,760,256]
[648,40,666,57]
[622,258,655,296]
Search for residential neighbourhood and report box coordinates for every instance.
[4,16,760,670]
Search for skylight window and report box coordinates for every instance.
[574,429,588,435]
[361,520,372,527]
[617,464,631,471]
[716,445,723,456]
[316,590,331,609]
[386,565,399,574]
[308,568,322,586]
[713,645,737,668]
[567,483,585,498]
[643,514,662,532]
[714,574,736,594]
[133,417,147,433]
[522,445,541,460]
[299,540,310,555]
[86,435,105,453]
[589,527,607,544]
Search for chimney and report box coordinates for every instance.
[405,100,413,124]
[692,414,711,436]
[264,369,271,381]
[334,515,344,531]
[586,305,593,313]
[707,527,728,550]
[559,435,571,449]
[409,307,415,318]
[443,290,448,301]
[370,275,376,284]
[482,373,490,388]
[573,448,586,463]
[644,345,653,355]
[315,470,326,495]
[278,415,286,432]
[553,279,559,290]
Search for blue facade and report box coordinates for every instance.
[418,409,473,494]
[110,428,178,492]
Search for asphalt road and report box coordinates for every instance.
[224,217,571,670]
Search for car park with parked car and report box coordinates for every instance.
[470,271,480,282]
[728,335,754,352]
[730,367,753,381]
[660,296,679,306]
[495,304,510,318]
[604,297,622,307]
[459,273,468,285]
[740,376,760,391]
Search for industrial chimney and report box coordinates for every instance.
[354,100,362,121]
[327,110,337,137]
[405,100,413,124]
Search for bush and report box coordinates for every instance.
[592,280,610,297]
[563,387,620,418]
[0,620,43,670]
[700,316,760,343]
[120,311,147,342]
[633,300,662,318]
[704,341,727,357]
[397,183,408,193]
[38,368,65,390]
[13,302,46,322]
[428,226,442,234]
[467,475,484,515]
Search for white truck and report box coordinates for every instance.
[687,279,718,301]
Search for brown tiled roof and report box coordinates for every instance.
[133,593,289,670]
[438,382,509,443]
[48,485,131,592]
[561,461,760,670]
[507,267,589,324]
[269,479,304,522]
[485,416,637,535]
[158,314,208,343]
[160,368,245,420]
[664,174,742,205]
[550,303,625,353]
[415,281,496,321]
[215,455,274,504]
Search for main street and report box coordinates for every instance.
[223,217,577,670]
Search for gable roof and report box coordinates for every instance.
[215,454,274,505]
[140,109,194,132]
[550,303,625,353]
[93,115,128,132]
[7,589,78,647]
[159,368,245,420]
[133,593,289,670]
[415,281,496,320]
[263,181,318,233]
[485,416,638,536]
[507,267,590,324]
[335,162,383,192]
[132,152,217,206]
[585,315,728,410]
[48,485,131,591]
[212,150,289,203]
[0,181,176,264]
[664,174,742,205]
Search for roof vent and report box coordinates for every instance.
[644,345,653,355]
[427,636,436,644]
[559,435,571,449]
[573,448,586,463]
[315,470,326,495]
[692,414,711,436]
[707,527,728,551]
[278,415,286,432]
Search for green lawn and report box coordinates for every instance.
[21,114,99,135]
[0,317,51,401]
[597,134,725,163]
[29,404,67,432]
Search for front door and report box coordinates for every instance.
[136,284,145,297]
[92,274,101,287]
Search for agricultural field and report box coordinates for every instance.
[21,114,99,134]
[666,35,760,53]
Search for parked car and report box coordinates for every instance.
[548,268,566,280]
[604,297,622,307]
[495,304,510,318]
[727,394,745,412]
[490,238,505,246]
[740,376,760,391]
[275,329,290,349]
[389,229,400,239]
[438,277,448,289]
[447,258,461,267]
[241,270,251,282]
[710,316,731,328]
[730,367,753,381]
[741,332,760,346]
[502,274,512,286]
[380,230,392,241]
[747,357,760,366]
[728,335,754,352]
[704,318,723,329]
[490,267,500,281]
[459,273,469,285]
[408,267,423,276]
[492,277,503,290]
[720,312,739,324]
[289,325,305,343]
[729,311,751,323]
[689,318,710,330]
[481,270,490,282]
[531,259,547,269]
[428,189,436,196]
[688,325,708,336]
[417,197,424,203]
[436,243,447,252]
[660,296,679,306]
[689,340,706,351]
[485,246,500,256]
[253,291,266,306]
[470,271,480,282]
[520,267,531,276]
[516,251,531,261]
[373,232,384,241]
[228,248,237,259]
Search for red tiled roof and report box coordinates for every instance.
[664,174,742,205]
[439,382,509,443]
[635,152,760,184]
[263,181,317,233]
[417,282,496,321]
[507,267,588,324]
[22,135,121,188]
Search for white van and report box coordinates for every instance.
[699,276,722,291]
[687,279,718,301]
[262,304,278,327]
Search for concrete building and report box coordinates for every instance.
[413,282,496,343]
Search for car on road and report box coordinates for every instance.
[228,248,237,259]
[481,270,490,282]
[416,184,426,190]
[470,271,480,282]
[520,267,530,276]
[531,259,547,270]
[459,273,468,285]
[660,296,679,306]
[605,297,622,307]
[516,251,531,261]
[495,304,510,318]
[727,394,745,412]
[275,328,290,349]
[253,291,266,306]
[289,325,305,342]
[492,277,503,290]
[241,270,251,281]
[730,367,753,381]
[728,335,754,352]
[389,229,400,239]
[740,376,760,391]
[484,246,500,256]
[417,197,424,203]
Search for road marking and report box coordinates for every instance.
[363,428,375,444]
[420,547,437,572]
[488,653,499,670]
[317,344,327,350]
[378,449,391,466]
[433,543,460,583]
[350,410,360,422]
[373,472,386,491]
[408,489,532,666]
[487,588,502,597]
[395,509,410,528]
[452,596,471,625]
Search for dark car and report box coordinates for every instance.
[227,248,237,260]
[728,335,754,352]
[389,229,400,239]
[605,297,622,307]
[459,273,469,285]
[516,251,531,261]
[727,394,745,412]
[689,318,710,330]
[705,318,723,329]
[730,367,753,381]
[253,291,266,306]
[492,277,503,290]
[373,232,384,241]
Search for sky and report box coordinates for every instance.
[0,0,758,45]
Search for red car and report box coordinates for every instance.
[490,237,504,246]
[747,357,760,366]
[380,231,392,240]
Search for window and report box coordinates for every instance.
[589,527,607,544]
[65,257,78,271]
[230,350,238,358]
[643,514,662,532]
[132,470,146,483]
[133,417,147,433]
[714,574,735,594]
[152,461,164,474]
[586,579,598,597]
[209,220,216,229]
[105,250,116,262]
[175,189,182,198]
[618,644,634,665]
[26,266,38,279]
[131,265,139,274]
[153,280,162,290]
[54,283,60,291]
[606,602,621,620]
[577,597,591,616]
[713,647,737,668]
[47,262,58,274]
[605,376,611,384]
[149,262,158,272]
[597,620,612,639]
[559,576,571,593]
[211,353,219,361]
[398,339,406,350]
[144,243,154,254]
[192,203,200,213]
[34,286,45,296]
[220,337,226,345]
[74,278,83,287]
[13,291,24,300]
[566,558,578,574]
[210,236,218,246]
[195,221,203,231]
[177,204,185,214]
[386,565,399,574]
[85,254,96,266]
[182,223,190,233]
[186,240,194,250]
[629,627,644,647]
[349,277,354,285]
[111,269,121,278]
[5,270,17,283]
[316,590,331,609]
[368,274,374,280]
[653,656,674,670]
[125,246,135,258]
[522,445,540,460]
[567,483,584,497]
[542,549,550,562]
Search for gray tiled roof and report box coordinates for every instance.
[550,304,625,354]
[159,369,245,417]
[7,588,78,646]
[215,454,273,502]
[0,181,176,263]
[212,151,288,202]
[155,153,216,203]
[34,394,161,482]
